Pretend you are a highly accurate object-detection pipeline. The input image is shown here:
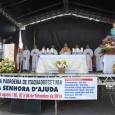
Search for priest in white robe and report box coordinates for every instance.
[72,44,81,54]
[0,38,2,60]
[31,45,40,72]
[84,45,93,71]
[40,46,46,55]
[94,44,103,71]
[22,46,30,71]
[50,45,58,55]
[59,43,71,55]
[1,39,6,60]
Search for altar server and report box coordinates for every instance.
[16,48,23,72]
[84,45,93,71]
[31,45,40,72]
[50,45,58,55]
[22,46,30,71]
[60,43,71,55]
[94,44,103,71]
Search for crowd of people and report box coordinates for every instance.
[16,43,104,73]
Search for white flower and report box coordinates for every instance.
[9,62,12,66]
[9,68,11,70]
[4,63,8,66]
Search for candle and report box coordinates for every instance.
[47,48,49,53]
[81,47,83,53]
[72,48,75,53]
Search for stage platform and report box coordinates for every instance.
[0,72,115,115]
[0,72,115,86]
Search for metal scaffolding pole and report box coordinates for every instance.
[63,0,69,13]
[0,8,22,27]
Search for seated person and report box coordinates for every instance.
[59,43,71,55]
[50,45,58,55]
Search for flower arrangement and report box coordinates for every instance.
[101,44,112,53]
[0,58,15,73]
[55,59,67,74]
[101,35,115,53]
[55,59,67,68]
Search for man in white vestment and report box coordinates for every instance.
[84,45,93,71]
[94,44,103,71]
[0,39,6,60]
[22,46,30,71]
[40,46,46,55]
[59,43,71,55]
[72,44,81,54]
[31,45,40,72]
[0,38,2,60]
[50,45,58,55]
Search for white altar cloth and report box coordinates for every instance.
[36,55,88,73]
[103,55,115,73]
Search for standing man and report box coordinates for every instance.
[50,45,58,55]
[59,43,71,55]
[84,44,93,71]
[1,38,6,60]
[22,46,30,72]
[16,48,23,72]
[72,44,81,54]
[0,37,2,60]
[40,46,46,55]
[31,44,40,72]
[94,44,103,71]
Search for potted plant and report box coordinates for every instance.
[55,59,67,74]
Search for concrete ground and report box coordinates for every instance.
[0,96,115,115]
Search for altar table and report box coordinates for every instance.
[36,55,88,73]
[103,55,115,73]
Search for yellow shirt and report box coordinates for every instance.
[59,47,71,55]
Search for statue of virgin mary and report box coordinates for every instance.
[110,21,115,38]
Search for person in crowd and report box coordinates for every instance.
[94,44,103,71]
[59,43,71,55]
[50,45,58,55]
[22,46,30,72]
[40,46,46,55]
[84,44,93,71]
[72,44,81,54]
[31,44,40,72]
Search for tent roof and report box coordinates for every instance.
[0,0,115,26]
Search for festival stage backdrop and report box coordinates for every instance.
[0,14,18,43]
[22,16,112,51]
